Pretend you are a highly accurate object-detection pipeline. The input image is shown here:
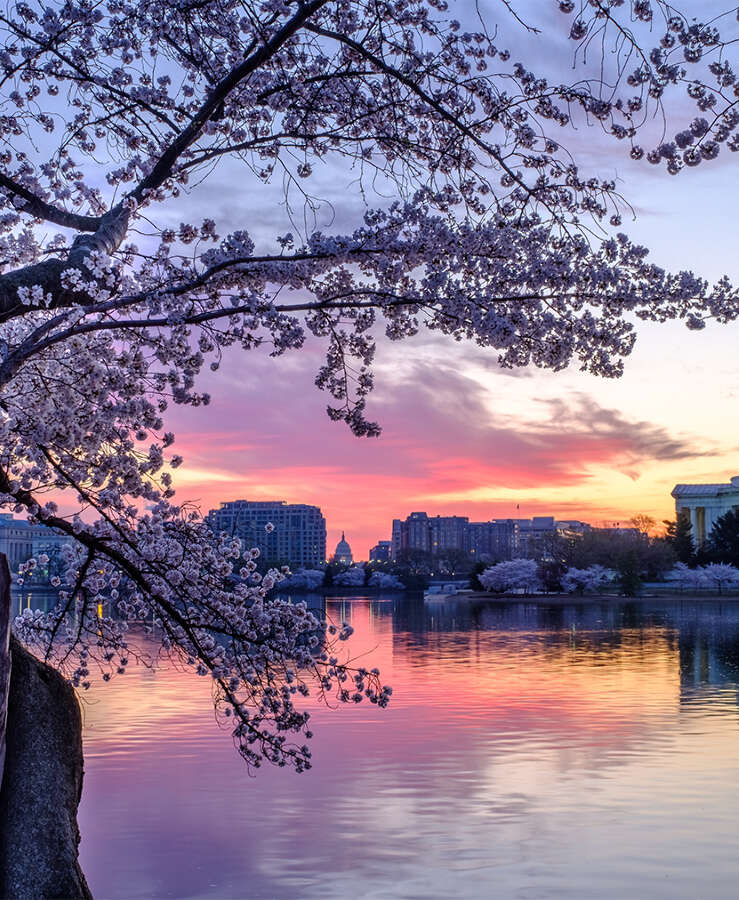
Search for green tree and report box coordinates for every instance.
[704,510,739,566]
[663,516,695,565]
[617,557,643,597]
[538,559,567,593]
[469,562,487,591]
[567,529,675,580]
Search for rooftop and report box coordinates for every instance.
[672,476,739,498]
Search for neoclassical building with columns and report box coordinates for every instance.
[672,476,739,546]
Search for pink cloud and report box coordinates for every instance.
[162,350,712,557]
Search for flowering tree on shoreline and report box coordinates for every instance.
[479,559,540,594]
[2,0,739,770]
[332,565,366,587]
[561,565,616,595]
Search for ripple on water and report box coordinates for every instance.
[78,596,739,899]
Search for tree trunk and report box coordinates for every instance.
[0,554,92,899]
[0,555,10,789]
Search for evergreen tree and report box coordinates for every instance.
[663,516,695,565]
[705,510,739,566]
[469,562,487,592]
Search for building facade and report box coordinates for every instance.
[468,520,518,562]
[388,512,519,563]
[208,500,327,567]
[369,541,392,563]
[382,512,592,564]
[0,514,73,574]
[333,532,353,565]
[430,515,469,554]
[672,477,739,546]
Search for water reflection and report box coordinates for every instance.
[10,583,60,616]
[78,596,739,899]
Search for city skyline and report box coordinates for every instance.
[4,2,739,897]
[138,4,739,561]
[159,180,738,557]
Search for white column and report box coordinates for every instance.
[687,505,697,538]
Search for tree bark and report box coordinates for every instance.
[0,555,10,789]
[0,598,92,898]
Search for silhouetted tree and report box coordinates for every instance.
[437,548,471,576]
[617,557,643,597]
[704,510,739,566]
[663,516,695,565]
[469,562,487,591]
[538,559,567,593]
[567,529,675,581]
[630,514,657,535]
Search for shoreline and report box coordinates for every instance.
[427,591,739,605]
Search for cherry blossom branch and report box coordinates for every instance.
[0,173,100,232]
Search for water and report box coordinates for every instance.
[78,595,739,899]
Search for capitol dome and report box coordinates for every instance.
[333,531,353,565]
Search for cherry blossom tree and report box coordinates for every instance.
[1,0,739,770]
[279,568,325,591]
[333,565,366,587]
[666,561,697,592]
[561,564,616,594]
[697,563,739,594]
[367,571,405,590]
[479,559,540,593]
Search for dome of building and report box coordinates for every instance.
[333,531,353,565]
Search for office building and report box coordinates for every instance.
[208,500,326,567]
[468,520,518,562]
[369,540,392,563]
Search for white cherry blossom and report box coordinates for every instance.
[1,0,737,770]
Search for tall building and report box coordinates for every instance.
[468,520,518,562]
[672,476,739,546]
[385,512,592,563]
[513,516,557,557]
[430,515,469,554]
[208,500,326,568]
[407,512,431,553]
[389,512,518,562]
[391,519,403,561]
[369,540,392,563]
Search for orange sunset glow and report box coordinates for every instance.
[164,309,738,556]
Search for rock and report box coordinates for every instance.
[0,636,92,899]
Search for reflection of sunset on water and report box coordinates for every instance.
[79,597,739,899]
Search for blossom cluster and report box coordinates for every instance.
[479,559,540,593]
[560,565,617,594]
[0,0,736,770]
[556,1,739,174]
[667,561,739,592]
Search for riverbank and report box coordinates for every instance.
[427,591,739,604]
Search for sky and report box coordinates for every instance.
[154,2,739,558]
